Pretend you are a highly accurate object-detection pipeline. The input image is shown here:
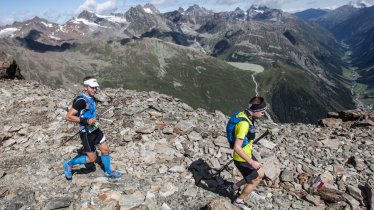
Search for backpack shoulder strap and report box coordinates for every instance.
[73,94,90,117]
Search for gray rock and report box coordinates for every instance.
[206,198,236,210]
[187,131,202,141]
[305,194,321,206]
[263,156,281,182]
[318,118,342,127]
[120,191,145,209]
[168,165,186,173]
[213,136,229,148]
[45,197,73,210]
[347,185,363,201]
[209,158,221,169]
[162,127,174,134]
[136,126,155,134]
[259,138,277,149]
[280,169,294,182]
[344,193,361,209]
[161,203,171,210]
[321,139,340,150]
[173,120,195,135]
[159,183,178,197]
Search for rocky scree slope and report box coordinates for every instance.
[0,80,373,209]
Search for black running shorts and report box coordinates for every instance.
[234,156,258,182]
[79,129,106,153]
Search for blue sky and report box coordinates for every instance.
[0,0,372,26]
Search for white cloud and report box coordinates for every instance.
[213,0,244,5]
[96,0,118,14]
[0,17,15,26]
[150,0,169,4]
[43,10,74,24]
[349,0,374,6]
[251,0,295,8]
[77,0,118,14]
[77,0,97,13]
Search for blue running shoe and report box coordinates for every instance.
[104,171,122,178]
[64,160,72,180]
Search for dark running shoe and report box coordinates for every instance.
[233,200,252,210]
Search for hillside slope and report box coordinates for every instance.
[0,5,356,123]
[0,38,256,115]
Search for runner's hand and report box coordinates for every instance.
[87,118,96,125]
[249,160,262,169]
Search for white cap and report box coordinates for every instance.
[83,78,99,87]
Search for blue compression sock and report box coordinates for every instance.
[68,155,88,167]
[101,154,112,174]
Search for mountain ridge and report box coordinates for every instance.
[0,4,358,123]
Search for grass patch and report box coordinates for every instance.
[353,83,368,93]
[361,98,374,104]
[342,67,352,80]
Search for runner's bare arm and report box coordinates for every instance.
[65,108,80,123]
[66,108,96,125]
[233,138,262,169]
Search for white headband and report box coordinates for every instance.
[83,78,99,87]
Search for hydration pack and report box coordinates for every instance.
[72,94,99,133]
[72,94,96,118]
[226,111,251,149]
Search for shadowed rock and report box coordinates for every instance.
[0,52,24,80]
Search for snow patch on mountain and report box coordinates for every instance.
[96,14,128,23]
[73,18,100,30]
[254,9,265,13]
[143,8,153,14]
[0,27,18,37]
[57,25,67,33]
[49,35,61,40]
[41,21,53,28]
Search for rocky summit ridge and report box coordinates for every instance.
[0,80,373,209]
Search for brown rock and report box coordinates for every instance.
[351,119,374,127]
[155,122,166,130]
[327,112,339,118]
[333,164,345,175]
[206,198,236,210]
[318,118,342,127]
[315,187,346,203]
[0,52,24,80]
[339,109,366,121]
[0,131,12,142]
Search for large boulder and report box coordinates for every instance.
[0,52,24,80]
[338,109,366,121]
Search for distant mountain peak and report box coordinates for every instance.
[30,16,43,21]
[348,0,371,8]
[185,4,211,16]
[28,16,52,24]
[144,3,160,14]
[250,4,269,11]
[178,7,185,13]
[77,10,98,20]
[234,7,244,12]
